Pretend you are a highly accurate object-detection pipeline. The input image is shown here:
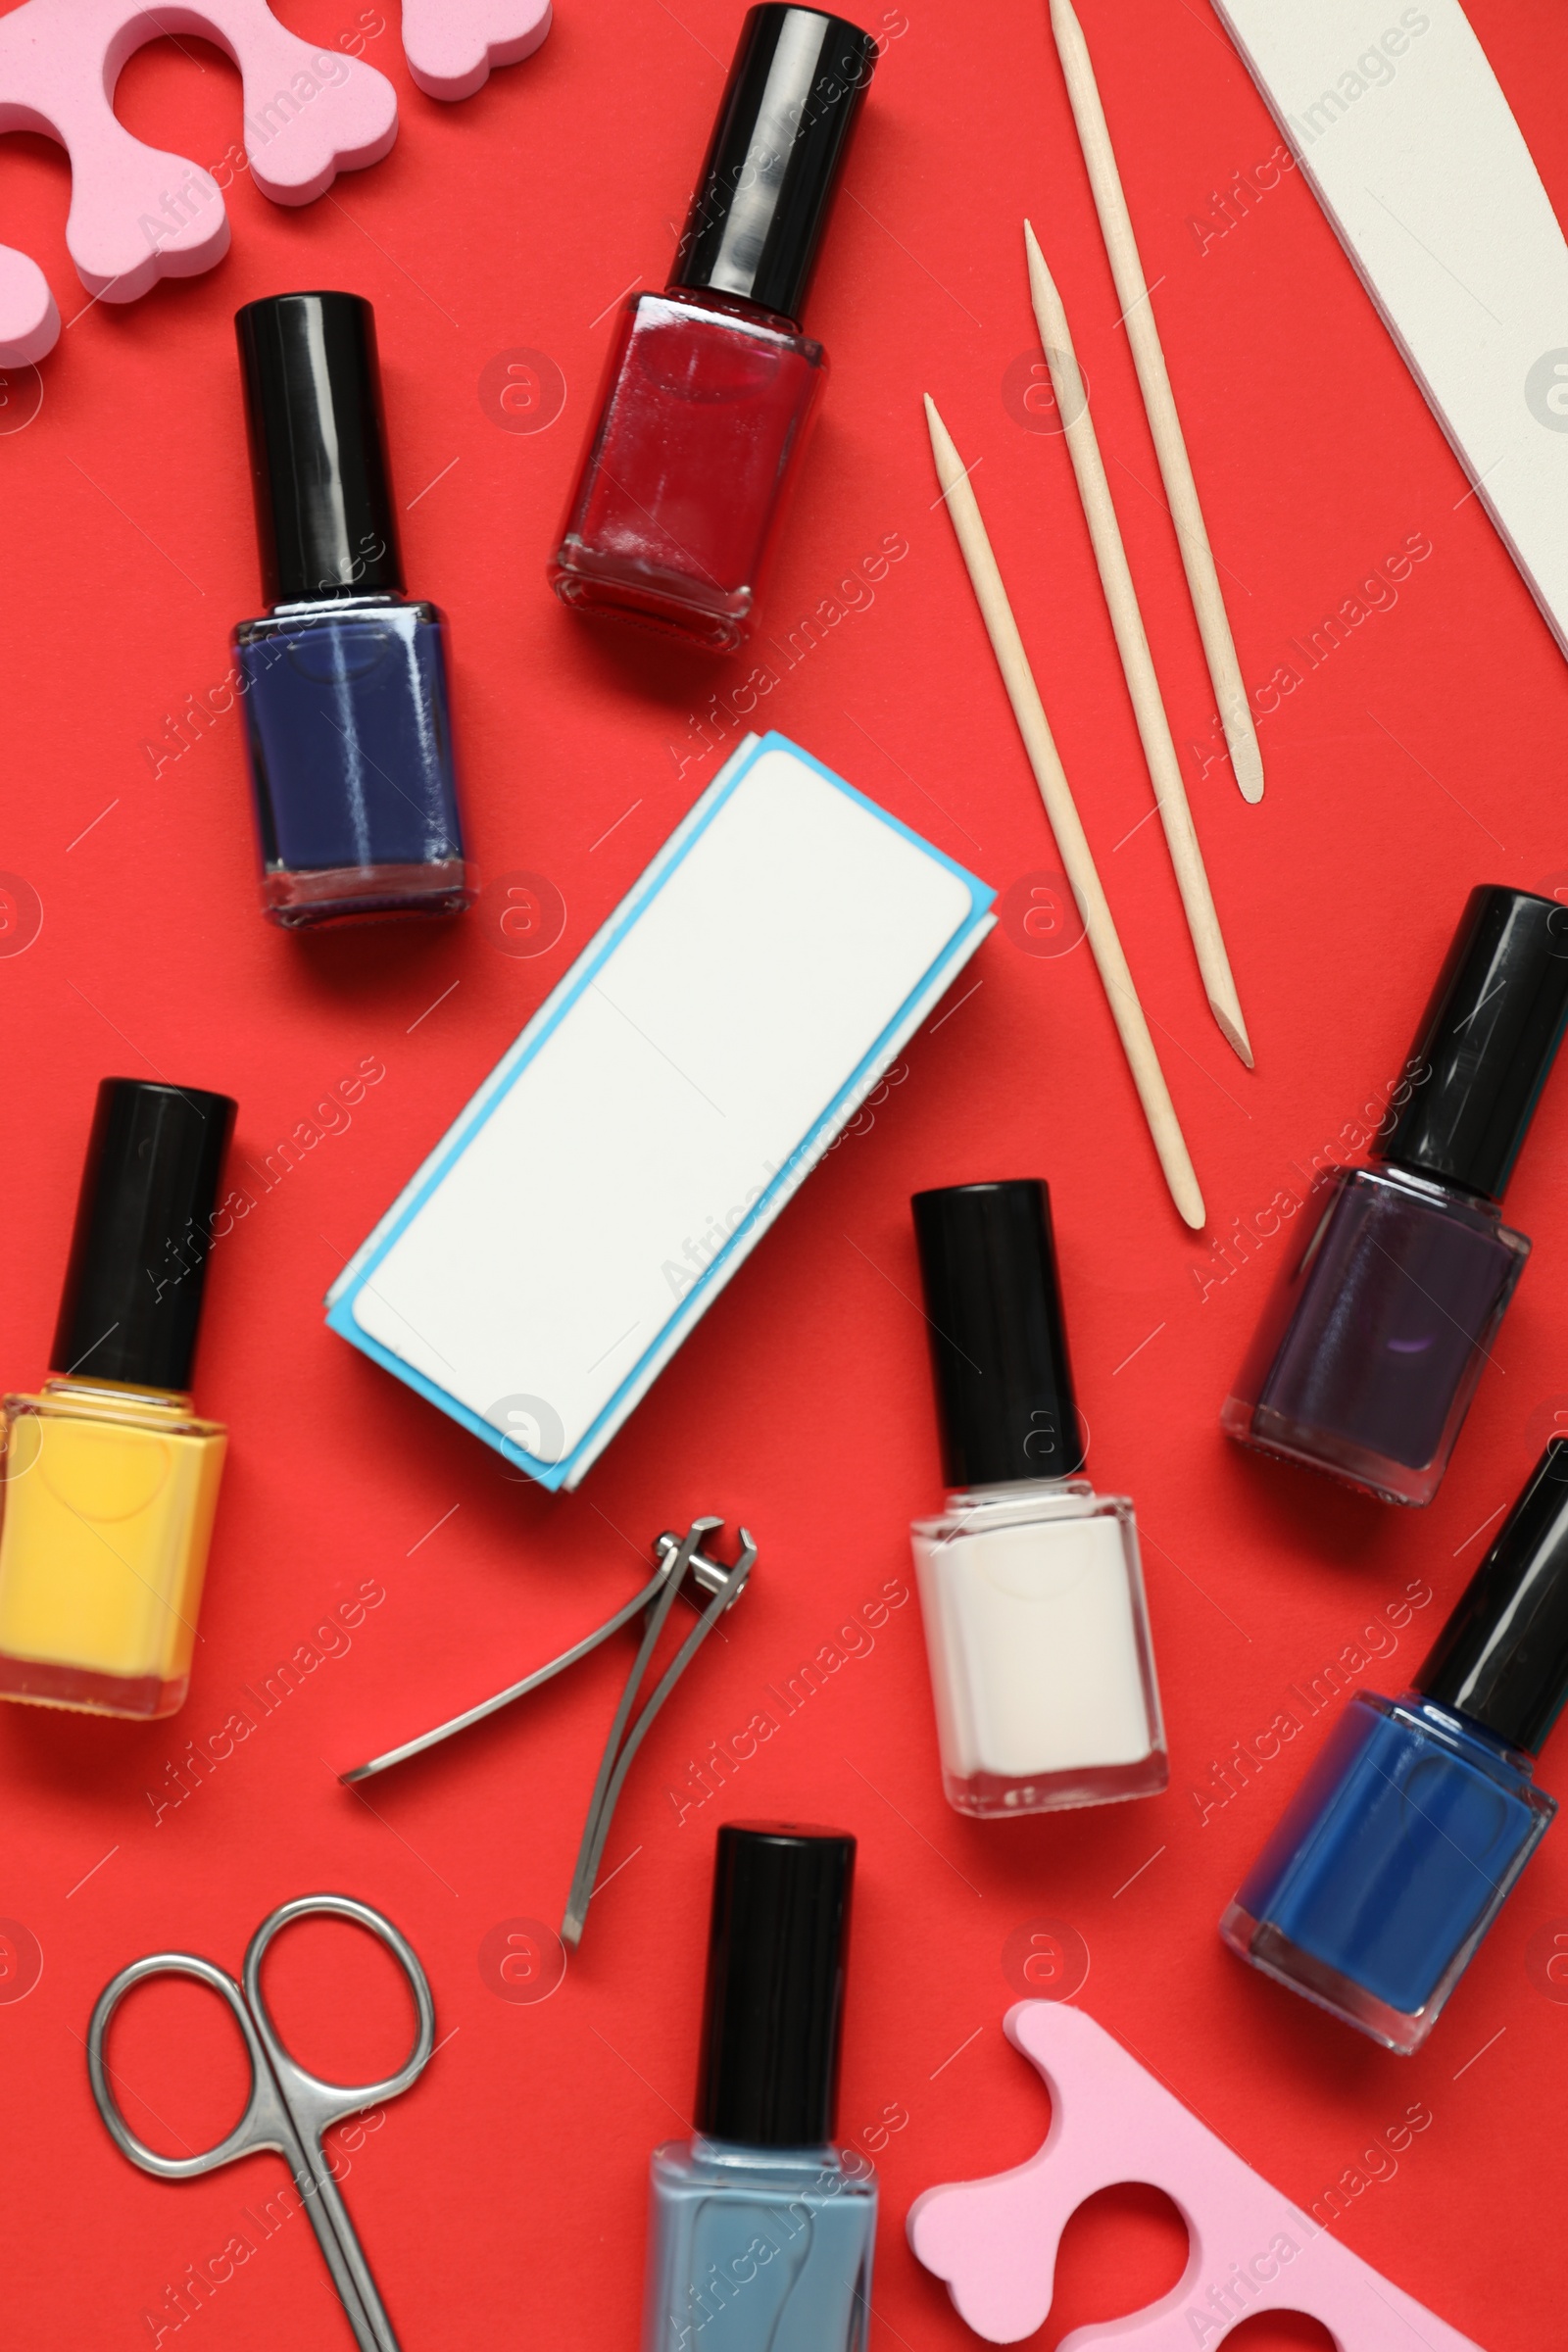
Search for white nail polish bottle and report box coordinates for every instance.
[908,1181,1167,1818]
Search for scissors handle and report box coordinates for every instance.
[88,1951,296,2180]
[241,1892,436,2137]
[243,1894,435,2352]
[88,1894,436,2352]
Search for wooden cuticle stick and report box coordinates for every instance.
[1025,220,1252,1069]
[924,393,1206,1231]
[1050,0,1264,807]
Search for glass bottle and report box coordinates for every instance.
[908,1182,1166,1817]
[233,291,473,927]
[550,6,878,651]
[0,1081,236,1719]
[1222,1436,1568,2051]
[1223,886,1568,1504]
[645,2141,875,2352]
[641,1823,876,2352]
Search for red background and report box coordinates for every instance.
[1,1,1566,2343]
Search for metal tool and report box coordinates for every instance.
[87,1893,435,2352]
[342,1516,757,1945]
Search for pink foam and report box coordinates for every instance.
[403,0,552,101]
[908,2003,1487,2349]
[0,0,551,364]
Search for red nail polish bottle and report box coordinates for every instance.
[550,5,878,652]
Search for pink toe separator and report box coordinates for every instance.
[907,2003,1489,2352]
[402,0,553,101]
[0,0,550,365]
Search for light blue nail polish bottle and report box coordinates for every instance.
[641,1824,876,2352]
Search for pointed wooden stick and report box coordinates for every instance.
[1025,221,1252,1069]
[924,394,1205,1231]
[1050,0,1263,806]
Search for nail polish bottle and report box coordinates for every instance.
[0,1081,236,1720]
[1223,886,1568,1505]
[1222,1437,1568,2051]
[642,1823,876,2352]
[907,1181,1166,1817]
[233,292,473,927]
[550,6,877,650]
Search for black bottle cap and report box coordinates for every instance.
[52,1080,237,1394]
[911,1180,1085,1490]
[694,1822,856,2146]
[235,291,405,607]
[1416,1440,1568,1754]
[669,5,878,323]
[1377,885,1568,1200]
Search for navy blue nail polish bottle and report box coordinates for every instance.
[232,292,473,928]
[1222,888,1568,1506]
[1222,1438,1568,2051]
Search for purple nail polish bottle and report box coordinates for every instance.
[1223,886,1568,1505]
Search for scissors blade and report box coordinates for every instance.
[286,2141,404,2352]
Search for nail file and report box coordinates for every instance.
[326,731,994,1492]
[908,2001,1486,2349]
[1212,0,1568,663]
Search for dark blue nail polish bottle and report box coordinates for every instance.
[1222,887,1568,1505]
[1222,1439,1568,2050]
[232,292,473,927]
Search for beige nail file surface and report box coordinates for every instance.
[326,731,995,1492]
[1213,0,1568,661]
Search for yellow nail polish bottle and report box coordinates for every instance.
[0,1079,237,1720]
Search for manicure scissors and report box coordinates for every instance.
[87,1893,435,2352]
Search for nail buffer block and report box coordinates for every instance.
[325,731,995,1491]
[1214,0,1568,664]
